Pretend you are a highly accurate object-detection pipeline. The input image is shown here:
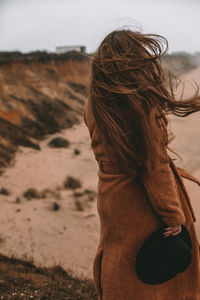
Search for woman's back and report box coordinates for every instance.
[84,95,200,300]
[84,28,200,300]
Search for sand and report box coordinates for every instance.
[0,122,100,280]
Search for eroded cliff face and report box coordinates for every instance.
[0,51,90,170]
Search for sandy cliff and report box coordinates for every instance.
[0,51,90,169]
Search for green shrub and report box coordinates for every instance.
[48,137,70,148]
[64,176,81,190]
[0,187,11,195]
[74,148,81,155]
[51,202,60,211]
[23,188,40,200]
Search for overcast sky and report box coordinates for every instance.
[0,0,200,54]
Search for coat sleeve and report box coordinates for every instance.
[140,114,185,227]
[141,160,186,227]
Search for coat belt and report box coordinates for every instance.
[97,158,199,223]
[97,159,125,174]
[97,159,138,177]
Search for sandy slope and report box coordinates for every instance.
[0,121,100,280]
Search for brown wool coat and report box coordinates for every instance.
[83,97,200,300]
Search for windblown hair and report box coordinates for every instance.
[89,29,200,177]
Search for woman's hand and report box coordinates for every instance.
[163,224,182,237]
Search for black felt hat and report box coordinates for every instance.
[135,224,192,284]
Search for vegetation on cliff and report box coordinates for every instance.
[0,252,97,299]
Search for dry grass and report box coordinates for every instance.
[0,187,11,195]
[23,188,62,201]
[0,252,97,299]
[48,137,70,148]
[50,202,60,211]
[73,189,96,211]
[64,176,82,190]
[23,188,41,200]
[73,148,81,155]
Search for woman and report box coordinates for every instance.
[83,29,200,300]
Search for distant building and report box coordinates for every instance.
[55,45,86,54]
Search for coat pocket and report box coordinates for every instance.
[93,246,103,298]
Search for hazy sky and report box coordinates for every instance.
[0,0,200,54]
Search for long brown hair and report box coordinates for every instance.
[89,29,200,177]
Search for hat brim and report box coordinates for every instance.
[135,224,192,284]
